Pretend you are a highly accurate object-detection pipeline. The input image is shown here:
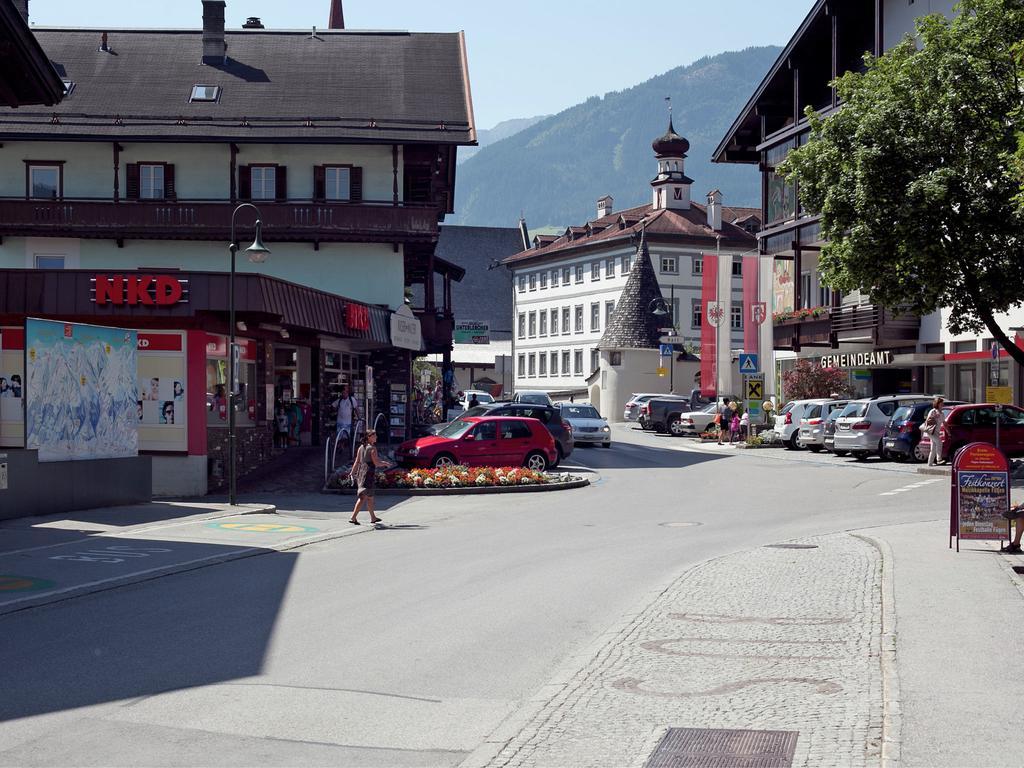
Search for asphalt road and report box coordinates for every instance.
[0,426,952,767]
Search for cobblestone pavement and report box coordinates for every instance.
[235,446,324,495]
[474,534,883,768]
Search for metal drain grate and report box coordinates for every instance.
[1013,566,1024,575]
[645,728,798,767]
[764,544,818,550]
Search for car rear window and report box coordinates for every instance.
[517,407,551,423]
[462,406,490,419]
[805,405,822,419]
[779,402,795,416]
[892,406,913,422]
[841,403,867,418]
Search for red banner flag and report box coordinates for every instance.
[700,253,718,397]
[743,254,759,359]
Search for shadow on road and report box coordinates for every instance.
[0,541,296,722]
[565,441,727,470]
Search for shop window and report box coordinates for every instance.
[925,366,946,396]
[206,344,256,427]
[986,361,1010,388]
[27,163,62,199]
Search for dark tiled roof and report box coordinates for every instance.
[503,201,755,266]
[598,226,665,350]
[0,3,64,107]
[433,225,522,340]
[2,28,474,144]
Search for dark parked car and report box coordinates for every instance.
[428,402,573,467]
[641,397,693,435]
[936,403,1024,460]
[883,401,965,462]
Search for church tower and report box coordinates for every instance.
[650,118,693,211]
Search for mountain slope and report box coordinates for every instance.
[452,46,780,229]
[458,115,549,164]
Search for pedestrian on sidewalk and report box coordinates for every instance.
[922,396,946,466]
[740,409,750,440]
[717,397,733,445]
[349,430,391,525]
[1001,504,1024,553]
[729,405,741,444]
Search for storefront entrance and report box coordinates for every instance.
[870,368,914,397]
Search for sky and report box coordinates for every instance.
[28,0,813,129]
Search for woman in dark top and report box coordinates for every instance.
[717,398,733,445]
[349,430,391,525]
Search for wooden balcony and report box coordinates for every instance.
[832,304,920,345]
[0,198,439,244]
[416,309,454,353]
[773,310,833,351]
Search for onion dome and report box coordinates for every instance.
[652,119,689,157]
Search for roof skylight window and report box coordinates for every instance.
[189,85,221,103]
[61,79,75,96]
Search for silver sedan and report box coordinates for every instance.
[558,404,612,448]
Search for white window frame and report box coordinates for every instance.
[731,257,743,277]
[550,352,559,376]
[528,311,537,338]
[540,271,548,289]
[562,267,571,285]
[34,254,66,269]
[550,308,559,335]
[731,305,743,330]
[529,273,537,291]
[539,354,547,377]
[574,350,583,375]
[561,350,571,375]
[590,302,600,332]
[139,164,165,200]
[562,307,571,336]
[517,354,526,378]
[29,164,61,200]
[518,276,526,293]
[574,305,584,333]
[692,299,703,329]
[591,262,600,281]
[693,256,703,275]
[325,166,352,201]
[528,354,536,377]
[517,313,526,339]
[575,265,584,284]
[250,166,276,200]
[621,255,631,274]
[605,300,615,326]
[539,311,548,337]
[660,256,678,274]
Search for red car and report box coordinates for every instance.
[929,403,1024,460]
[394,416,557,470]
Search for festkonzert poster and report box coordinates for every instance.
[25,319,138,462]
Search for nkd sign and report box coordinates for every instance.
[818,350,894,369]
[92,275,189,307]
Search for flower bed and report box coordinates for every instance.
[326,465,584,491]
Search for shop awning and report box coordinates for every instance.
[0,268,393,345]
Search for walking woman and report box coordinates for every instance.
[349,430,391,525]
[922,396,946,466]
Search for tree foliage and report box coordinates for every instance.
[782,360,851,401]
[779,0,1024,365]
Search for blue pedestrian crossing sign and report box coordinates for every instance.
[739,354,759,374]
[659,344,674,357]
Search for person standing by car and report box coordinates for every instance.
[922,396,945,466]
[717,398,733,445]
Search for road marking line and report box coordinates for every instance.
[880,478,941,496]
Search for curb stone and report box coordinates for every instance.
[321,478,590,496]
[853,532,903,768]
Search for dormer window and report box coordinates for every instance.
[190,85,221,102]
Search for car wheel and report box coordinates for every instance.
[808,445,822,453]
[524,451,548,472]
[668,417,687,437]
[833,450,849,457]
[602,442,611,448]
[433,453,456,469]
[653,422,666,433]
[786,432,800,450]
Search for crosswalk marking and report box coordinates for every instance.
[879,479,941,496]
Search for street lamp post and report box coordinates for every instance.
[228,203,271,506]
[649,295,672,393]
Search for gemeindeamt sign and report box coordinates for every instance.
[818,350,893,369]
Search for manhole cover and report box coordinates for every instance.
[659,522,703,528]
[764,544,819,550]
[645,728,798,768]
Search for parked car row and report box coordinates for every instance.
[778,394,1024,463]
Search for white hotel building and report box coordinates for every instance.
[504,123,761,402]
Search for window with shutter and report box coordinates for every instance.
[324,166,352,201]
[274,166,287,201]
[139,164,165,199]
[313,165,326,201]
[125,163,140,200]
[164,164,176,199]
[350,167,363,201]
[238,165,252,200]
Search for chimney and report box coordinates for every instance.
[242,16,264,28]
[202,0,227,65]
[706,189,723,231]
[329,0,345,29]
[597,195,614,219]
[13,0,27,23]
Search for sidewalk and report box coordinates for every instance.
[463,523,1024,768]
[0,499,382,615]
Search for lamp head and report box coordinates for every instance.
[245,220,271,264]
[649,298,670,317]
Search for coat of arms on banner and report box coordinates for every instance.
[706,301,726,327]
[751,302,767,326]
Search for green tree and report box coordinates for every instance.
[780,0,1024,366]
[781,360,851,401]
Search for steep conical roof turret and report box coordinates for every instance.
[599,223,666,350]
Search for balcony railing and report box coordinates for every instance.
[0,198,439,243]
[832,304,920,345]
[773,309,833,351]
